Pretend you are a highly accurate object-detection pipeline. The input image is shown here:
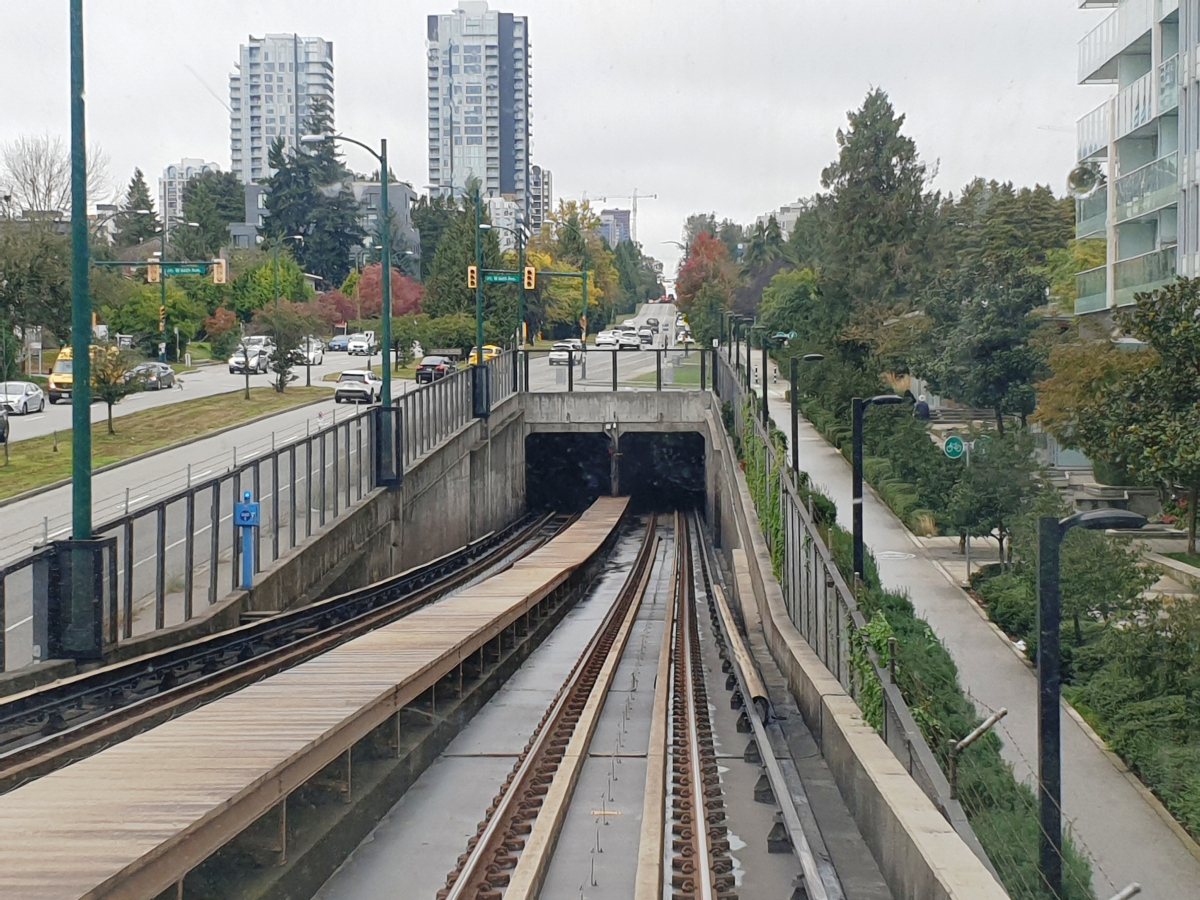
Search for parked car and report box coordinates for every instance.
[334,369,382,404]
[0,381,45,415]
[638,327,654,345]
[617,331,641,350]
[228,336,275,374]
[297,337,324,366]
[548,341,582,366]
[328,334,350,352]
[416,355,456,383]
[594,331,617,349]
[347,333,379,356]
[126,362,176,390]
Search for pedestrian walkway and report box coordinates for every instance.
[761,385,1200,899]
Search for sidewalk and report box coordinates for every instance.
[762,387,1200,898]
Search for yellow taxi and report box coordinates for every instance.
[48,345,119,404]
[467,344,502,365]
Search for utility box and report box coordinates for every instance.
[374,406,404,488]
[472,365,492,419]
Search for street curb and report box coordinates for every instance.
[786,400,1200,864]
[0,391,334,511]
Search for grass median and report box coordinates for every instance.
[0,386,331,502]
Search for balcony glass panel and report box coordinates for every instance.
[1075,264,1108,314]
[1078,0,1153,82]
[1159,54,1179,113]
[1115,69,1155,140]
[1078,101,1111,160]
[1113,246,1176,305]
[1115,151,1178,222]
[1076,186,1108,238]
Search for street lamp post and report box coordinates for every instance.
[1036,508,1147,899]
[474,192,485,367]
[851,394,904,581]
[789,353,824,476]
[302,133,392,407]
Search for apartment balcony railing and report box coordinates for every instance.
[1076,186,1109,238]
[1115,151,1178,222]
[1115,68,1155,139]
[1078,0,1153,83]
[1159,53,1179,113]
[1078,100,1112,160]
[1075,265,1109,314]
[1114,246,1176,305]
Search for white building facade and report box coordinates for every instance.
[159,158,219,228]
[485,194,522,252]
[427,2,531,214]
[529,165,552,234]
[600,208,631,246]
[1075,1,1189,314]
[229,34,335,184]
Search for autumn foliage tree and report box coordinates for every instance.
[676,233,738,345]
[356,263,424,318]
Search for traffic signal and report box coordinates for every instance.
[523,266,536,290]
[159,305,166,332]
[212,258,227,285]
[146,262,161,284]
[467,265,478,289]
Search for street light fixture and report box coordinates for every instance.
[301,132,394,408]
[1036,507,1147,899]
[851,394,904,580]
[789,353,824,476]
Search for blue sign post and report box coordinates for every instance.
[234,490,261,591]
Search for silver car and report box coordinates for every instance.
[0,380,46,415]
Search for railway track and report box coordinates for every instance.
[0,511,572,792]
[434,511,829,900]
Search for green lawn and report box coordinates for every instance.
[1165,551,1200,570]
[322,363,419,383]
[629,358,703,386]
[0,387,331,501]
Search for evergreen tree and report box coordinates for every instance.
[174,170,244,258]
[115,168,160,247]
[412,193,456,277]
[422,188,506,323]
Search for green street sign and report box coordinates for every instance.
[163,263,208,276]
[943,436,965,459]
[484,272,521,284]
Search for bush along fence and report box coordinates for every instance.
[717,355,1097,900]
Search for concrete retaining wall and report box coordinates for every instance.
[704,405,1010,900]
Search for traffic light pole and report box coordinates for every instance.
[474,192,484,368]
[69,0,91,546]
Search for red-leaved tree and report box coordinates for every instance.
[357,263,425,318]
[676,232,737,308]
[317,290,357,328]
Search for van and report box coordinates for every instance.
[48,345,120,404]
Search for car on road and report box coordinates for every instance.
[126,362,176,390]
[416,355,456,383]
[646,317,659,333]
[548,341,581,366]
[594,331,617,349]
[334,369,382,404]
[617,331,641,350]
[47,345,119,403]
[347,332,379,356]
[0,381,45,415]
[467,344,502,365]
[228,336,275,374]
[328,334,351,352]
[638,327,654,345]
[297,337,324,366]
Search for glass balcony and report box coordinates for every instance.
[1115,69,1154,139]
[1078,0,1153,83]
[1076,186,1108,238]
[1159,54,1179,113]
[1115,151,1178,222]
[1075,265,1108,314]
[1113,246,1176,306]
[1077,100,1111,160]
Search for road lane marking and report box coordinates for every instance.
[5,615,33,633]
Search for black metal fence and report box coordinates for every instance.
[0,352,516,673]
[516,347,712,393]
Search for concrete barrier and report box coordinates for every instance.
[705,406,1010,900]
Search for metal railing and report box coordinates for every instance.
[0,352,517,673]
[516,346,712,393]
[1076,185,1108,239]
[713,352,993,868]
[1114,245,1177,305]
[1076,264,1109,314]
[1114,150,1178,223]
[1077,99,1111,162]
[1078,0,1153,84]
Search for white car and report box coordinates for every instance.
[0,380,45,415]
[638,327,654,345]
[229,336,275,374]
[594,331,617,349]
[334,369,382,403]
[617,331,641,350]
[548,341,581,366]
[297,337,324,366]
[347,333,379,356]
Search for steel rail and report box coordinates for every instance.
[0,513,569,790]
[440,514,660,900]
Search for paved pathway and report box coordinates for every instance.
[759,383,1200,899]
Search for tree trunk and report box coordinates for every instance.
[996,532,1005,571]
[1189,483,1198,556]
[1073,612,1083,646]
[243,370,250,401]
[994,408,1005,437]
[106,402,115,435]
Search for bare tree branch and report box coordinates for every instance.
[0,133,113,215]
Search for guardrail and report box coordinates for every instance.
[0,352,517,674]
[712,352,996,873]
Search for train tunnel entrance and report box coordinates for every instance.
[525,431,705,513]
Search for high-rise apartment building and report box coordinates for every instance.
[159,158,219,229]
[600,209,631,246]
[1074,1,1187,315]
[229,34,334,184]
[529,165,552,234]
[427,2,531,213]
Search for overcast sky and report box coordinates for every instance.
[2,1,1110,276]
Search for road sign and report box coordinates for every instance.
[943,435,965,459]
[484,271,521,284]
[234,501,261,527]
[163,263,208,276]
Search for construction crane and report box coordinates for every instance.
[592,189,657,244]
